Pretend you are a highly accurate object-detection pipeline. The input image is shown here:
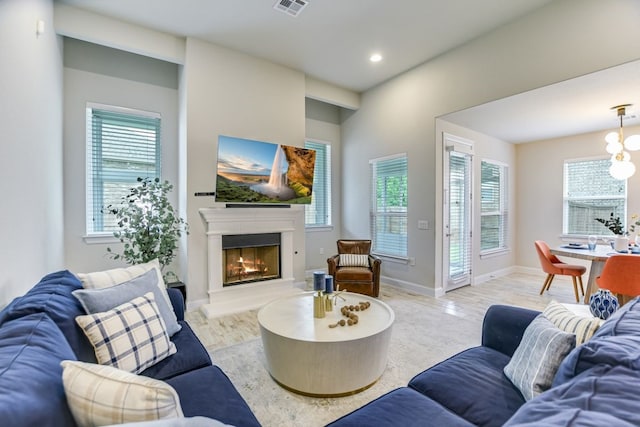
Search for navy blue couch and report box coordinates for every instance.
[328,300,640,426]
[0,270,260,427]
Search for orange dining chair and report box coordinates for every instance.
[596,254,640,305]
[534,240,586,303]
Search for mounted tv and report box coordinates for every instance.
[215,135,316,205]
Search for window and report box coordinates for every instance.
[370,153,408,258]
[86,104,161,235]
[480,160,508,253]
[305,140,331,227]
[563,157,626,235]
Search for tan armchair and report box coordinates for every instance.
[327,239,381,297]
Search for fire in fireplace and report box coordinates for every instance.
[222,233,281,286]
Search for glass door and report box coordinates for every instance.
[442,134,473,291]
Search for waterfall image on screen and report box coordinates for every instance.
[215,135,316,204]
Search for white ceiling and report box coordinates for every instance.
[55,0,640,143]
[56,0,554,92]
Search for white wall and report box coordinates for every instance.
[62,39,179,274]
[341,0,640,294]
[516,124,640,270]
[182,38,307,304]
[305,98,343,271]
[0,0,64,306]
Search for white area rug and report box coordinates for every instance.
[209,296,480,427]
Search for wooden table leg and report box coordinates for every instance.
[584,260,605,304]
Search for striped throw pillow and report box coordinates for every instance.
[543,300,602,345]
[339,254,370,267]
[75,292,176,374]
[61,360,183,426]
[503,315,576,401]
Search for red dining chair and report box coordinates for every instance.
[596,254,640,305]
[534,240,586,303]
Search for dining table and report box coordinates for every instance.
[550,244,639,304]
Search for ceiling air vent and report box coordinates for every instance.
[273,0,308,17]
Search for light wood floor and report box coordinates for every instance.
[186,270,580,351]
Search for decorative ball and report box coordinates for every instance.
[589,290,619,320]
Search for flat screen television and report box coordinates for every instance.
[215,135,316,205]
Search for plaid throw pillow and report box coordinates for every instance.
[61,360,183,426]
[75,292,176,374]
[339,254,370,267]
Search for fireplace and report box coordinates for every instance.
[199,207,302,318]
[222,233,281,286]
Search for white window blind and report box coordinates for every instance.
[480,160,508,252]
[86,104,161,234]
[563,157,626,235]
[370,153,408,258]
[305,140,331,227]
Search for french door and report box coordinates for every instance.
[442,133,474,291]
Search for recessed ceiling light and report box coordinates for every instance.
[370,53,383,63]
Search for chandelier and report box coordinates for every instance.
[605,104,640,180]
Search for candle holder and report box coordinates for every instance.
[324,275,334,312]
[313,290,326,318]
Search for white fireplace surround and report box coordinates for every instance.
[199,207,302,318]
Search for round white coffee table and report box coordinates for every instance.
[257,291,394,397]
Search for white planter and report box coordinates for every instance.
[614,236,629,252]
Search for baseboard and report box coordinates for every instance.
[186,298,208,313]
[381,275,439,297]
[474,266,520,285]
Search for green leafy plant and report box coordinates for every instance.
[105,177,189,281]
[594,212,640,236]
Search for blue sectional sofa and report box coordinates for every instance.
[0,270,260,427]
[328,300,640,426]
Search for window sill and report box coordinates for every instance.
[479,248,510,260]
[305,225,334,232]
[372,253,409,264]
[83,234,119,245]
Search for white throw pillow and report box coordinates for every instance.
[75,292,176,374]
[503,315,576,401]
[339,254,369,267]
[543,300,602,345]
[61,360,183,427]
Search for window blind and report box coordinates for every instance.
[480,160,508,252]
[563,158,626,235]
[86,105,161,234]
[448,151,472,281]
[305,141,331,227]
[370,154,408,258]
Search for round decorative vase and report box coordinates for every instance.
[614,236,629,252]
[589,290,619,320]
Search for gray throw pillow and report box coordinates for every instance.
[73,269,181,336]
[503,314,576,401]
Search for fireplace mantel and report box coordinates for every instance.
[199,207,302,318]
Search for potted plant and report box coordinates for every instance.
[105,177,189,283]
[594,213,640,251]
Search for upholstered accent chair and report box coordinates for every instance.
[596,254,640,305]
[327,239,381,297]
[534,240,586,303]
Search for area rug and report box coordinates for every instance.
[209,296,480,427]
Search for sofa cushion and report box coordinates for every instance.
[141,320,212,380]
[0,270,96,362]
[73,269,181,336]
[504,315,575,401]
[542,300,601,345]
[61,360,183,426]
[409,346,523,427]
[506,364,640,426]
[166,366,261,427]
[326,387,474,427]
[76,293,176,374]
[0,313,77,427]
